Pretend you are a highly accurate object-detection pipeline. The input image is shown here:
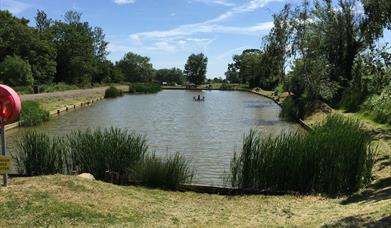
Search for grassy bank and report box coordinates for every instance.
[0,175,389,227]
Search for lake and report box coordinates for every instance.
[7,90,298,186]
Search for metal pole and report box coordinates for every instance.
[1,126,7,187]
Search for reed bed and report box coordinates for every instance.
[15,128,193,189]
[15,132,67,175]
[230,115,375,196]
[131,153,194,190]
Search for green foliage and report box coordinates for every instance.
[116,52,154,83]
[131,153,194,190]
[219,83,235,91]
[15,128,194,190]
[362,82,391,125]
[104,86,123,98]
[0,55,34,86]
[129,83,161,94]
[15,132,67,176]
[280,96,301,121]
[20,101,50,126]
[0,10,56,84]
[155,68,184,85]
[40,83,79,93]
[184,53,208,86]
[67,128,148,180]
[230,115,375,196]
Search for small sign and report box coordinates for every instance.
[0,156,11,174]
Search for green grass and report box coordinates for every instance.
[129,83,161,94]
[40,83,80,93]
[230,115,376,196]
[20,101,50,126]
[104,86,123,98]
[0,175,389,227]
[131,153,194,190]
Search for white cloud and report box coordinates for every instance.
[191,0,236,7]
[217,46,251,61]
[207,0,283,23]
[113,0,136,5]
[126,0,277,54]
[130,21,273,40]
[1,0,30,14]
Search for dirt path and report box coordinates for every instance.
[20,85,128,101]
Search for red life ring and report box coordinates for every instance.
[0,85,21,126]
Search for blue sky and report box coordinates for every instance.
[1,0,390,78]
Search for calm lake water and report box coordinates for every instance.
[7,90,298,186]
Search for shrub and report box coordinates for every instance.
[0,55,34,87]
[230,115,375,196]
[67,128,148,180]
[279,96,301,121]
[20,101,50,126]
[129,83,161,94]
[15,131,67,176]
[104,86,123,98]
[339,87,367,112]
[219,83,234,91]
[362,83,391,125]
[131,153,194,190]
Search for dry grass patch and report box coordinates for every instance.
[0,175,389,227]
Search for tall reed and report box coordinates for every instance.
[16,128,194,189]
[67,128,148,180]
[15,131,67,176]
[230,115,375,195]
[131,152,194,190]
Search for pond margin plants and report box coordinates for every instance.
[230,115,376,196]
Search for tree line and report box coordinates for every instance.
[225,0,391,123]
[0,10,209,87]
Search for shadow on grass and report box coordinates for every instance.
[323,215,391,227]
[341,177,391,205]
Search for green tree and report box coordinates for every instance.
[225,63,240,83]
[0,10,56,84]
[184,53,208,85]
[155,68,185,84]
[116,52,154,82]
[51,11,103,85]
[0,55,34,86]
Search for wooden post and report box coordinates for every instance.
[1,126,7,186]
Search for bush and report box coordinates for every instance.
[279,96,301,121]
[129,83,161,94]
[67,128,148,180]
[104,86,123,98]
[219,83,235,91]
[15,132,67,176]
[0,55,34,86]
[230,115,375,196]
[131,153,194,190]
[362,83,391,125]
[339,87,367,112]
[20,101,50,126]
